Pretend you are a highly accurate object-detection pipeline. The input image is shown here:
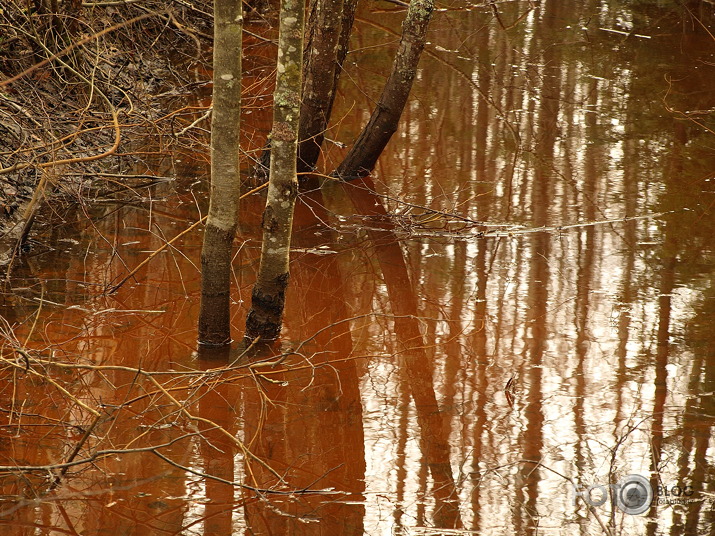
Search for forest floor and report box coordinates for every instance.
[0,0,275,267]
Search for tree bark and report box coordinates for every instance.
[245,0,305,341]
[335,0,434,180]
[198,0,243,347]
[297,0,357,176]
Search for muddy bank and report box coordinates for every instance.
[0,0,224,265]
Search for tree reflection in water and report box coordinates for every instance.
[1,0,715,534]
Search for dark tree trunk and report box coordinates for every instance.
[330,0,358,116]
[297,0,357,176]
[335,0,434,180]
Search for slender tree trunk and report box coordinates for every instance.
[335,0,434,180]
[297,0,357,175]
[245,0,305,341]
[198,0,243,347]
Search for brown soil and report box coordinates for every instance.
[0,1,232,264]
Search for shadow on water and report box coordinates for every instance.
[2,0,715,534]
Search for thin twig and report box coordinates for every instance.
[107,182,268,294]
[0,12,158,88]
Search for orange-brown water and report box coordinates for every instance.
[2,1,715,534]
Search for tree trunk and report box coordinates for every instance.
[198,0,243,347]
[335,0,434,180]
[245,0,305,341]
[297,0,357,176]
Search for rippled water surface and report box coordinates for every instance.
[2,1,715,534]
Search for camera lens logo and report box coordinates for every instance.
[616,474,653,515]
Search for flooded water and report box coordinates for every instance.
[2,0,715,534]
